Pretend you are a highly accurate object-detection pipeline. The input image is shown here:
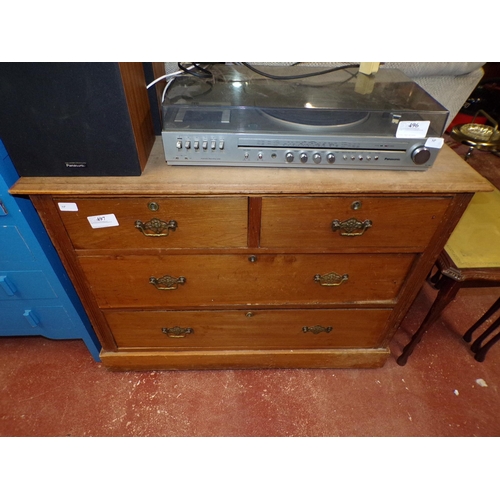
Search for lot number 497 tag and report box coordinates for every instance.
[87,214,119,229]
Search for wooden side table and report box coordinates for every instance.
[397,187,500,365]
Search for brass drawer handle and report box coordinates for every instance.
[162,326,193,338]
[331,217,372,236]
[150,274,186,290]
[314,272,349,287]
[302,325,333,334]
[135,218,177,237]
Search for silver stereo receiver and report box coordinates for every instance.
[161,65,449,170]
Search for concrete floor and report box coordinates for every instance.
[1,137,499,438]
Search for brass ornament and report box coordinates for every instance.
[135,218,177,237]
[331,217,372,236]
[314,272,349,287]
[161,326,193,338]
[150,274,186,290]
[302,325,333,334]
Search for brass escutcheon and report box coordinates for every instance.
[150,274,186,290]
[135,218,177,237]
[148,201,160,211]
[302,325,333,334]
[314,272,349,287]
[331,217,372,236]
[161,326,193,338]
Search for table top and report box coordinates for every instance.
[10,137,493,196]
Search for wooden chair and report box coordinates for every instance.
[397,186,500,365]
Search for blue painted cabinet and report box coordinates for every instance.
[0,140,101,361]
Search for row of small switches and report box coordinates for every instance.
[176,140,224,151]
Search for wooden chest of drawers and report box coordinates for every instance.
[10,138,492,370]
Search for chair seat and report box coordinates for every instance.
[445,188,500,269]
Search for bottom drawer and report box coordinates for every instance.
[105,308,392,349]
[0,305,74,336]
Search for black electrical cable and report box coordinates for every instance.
[241,62,362,80]
[192,62,213,77]
[177,62,213,79]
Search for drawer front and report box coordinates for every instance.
[260,196,450,250]
[79,253,414,308]
[0,226,35,262]
[55,197,248,249]
[105,308,392,349]
[0,271,57,300]
[0,305,74,335]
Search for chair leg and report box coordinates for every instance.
[397,276,462,366]
[428,267,443,289]
[463,297,500,342]
[471,314,500,353]
[474,330,500,362]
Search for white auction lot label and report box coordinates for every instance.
[396,121,430,138]
[425,137,445,149]
[58,202,79,211]
[87,214,119,229]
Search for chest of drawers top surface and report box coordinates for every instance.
[9,138,492,197]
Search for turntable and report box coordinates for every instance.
[161,64,449,170]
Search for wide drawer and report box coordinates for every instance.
[260,196,450,250]
[79,253,415,308]
[55,197,248,249]
[105,308,392,349]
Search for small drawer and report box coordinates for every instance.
[0,271,57,300]
[0,305,74,335]
[105,308,392,349]
[55,197,248,250]
[260,196,450,250]
[79,253,414,308]
[0,226,35,262]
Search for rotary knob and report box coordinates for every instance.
[285,152,294,163]
[300,153,308,163]
[411,146,431,165]
[326,153,336,164]
[313,153,322,164]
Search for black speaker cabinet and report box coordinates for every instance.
[0,62,156,176]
